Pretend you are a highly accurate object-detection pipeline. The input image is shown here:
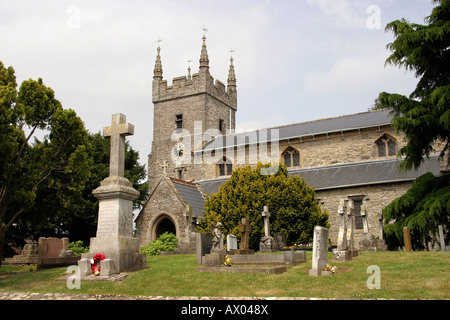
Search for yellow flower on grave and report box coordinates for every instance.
[322,263,337,273]
[223,255,232,266]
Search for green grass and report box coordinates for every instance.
[1,251,449,299]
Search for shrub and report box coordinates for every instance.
[68,240,89,256]
[197,163,329,248]
[140,232,179,256]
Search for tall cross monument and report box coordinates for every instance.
[79,113,146,276]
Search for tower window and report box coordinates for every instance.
[176,114,183,132]
[218,157,232,176]
[282,147,300,168]
[376,134,396,157]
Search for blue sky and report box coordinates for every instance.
[0,0,437,169]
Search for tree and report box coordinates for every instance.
[373,0,450,172]
[0,62,90,266]
[373,0,450,249]
[8,132,148,245]
[197,163,329,249]
[383,172,450,250]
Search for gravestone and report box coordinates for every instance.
[38,237,78,268]
[336,199,348,251]
[235,217,254,255]
[360,204,369,233]
[227,235,238,251]
[346,199,357,256]
[196,232,214,264]
[403,226,412,251]
[273,233,286,251]
[204,222,226,267]
[309,226,331,276]
[376,212,388,251]
[2,243,39,265]
[79,113,146,277]
[358,204,378,252]
[259,206,276,252]
[333,199,352,262]
[438,225,448,251]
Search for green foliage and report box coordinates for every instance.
[373,0,450,250]
[373,0,450,172]
[383,172,450,250]
[197,163,329,249]
[0,61,90,265]
[68,241,89,256]
[139,232,179,256]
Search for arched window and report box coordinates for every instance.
[218,157,232,176]
[282,147,300,168]
[376,134,397,157]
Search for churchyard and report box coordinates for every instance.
[0,251,449,299]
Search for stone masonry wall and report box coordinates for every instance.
[315,181,412,249]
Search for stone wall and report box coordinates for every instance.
[315,181,412,249]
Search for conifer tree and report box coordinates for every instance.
[197,163,329,249]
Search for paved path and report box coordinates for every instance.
[0,292,309,300]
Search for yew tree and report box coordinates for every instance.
[197,163,329,249]
[0,62,90,266]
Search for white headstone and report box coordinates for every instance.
[309,226,330,276]
[227,234,238,250]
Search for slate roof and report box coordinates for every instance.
[197,155,442,194]
[197,109,393,152]
[170,178,205,217]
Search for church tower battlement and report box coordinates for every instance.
[148,35,237,187]
[152,36,237,110]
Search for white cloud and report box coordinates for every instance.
[306,0,367,28]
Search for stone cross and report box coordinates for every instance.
[360,204,369,233]
[346,199,355,251]
[337,199,348,251]
[103,113,134,177]
[261,206,271,237]
[238,217,252,250]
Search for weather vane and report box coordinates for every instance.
[201,25,208,37]
[156,38,163,47]
[229,48,236,58]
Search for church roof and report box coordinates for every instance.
[170,178,205,217]
[197,154,442,194]
[196,109,393,152]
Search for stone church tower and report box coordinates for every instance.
[148,36,237,190]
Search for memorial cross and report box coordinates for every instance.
[103,113,134,177]
[261,206,271,237]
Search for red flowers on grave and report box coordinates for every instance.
[90,253,107,275]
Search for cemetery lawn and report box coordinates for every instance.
[0,251,449,299]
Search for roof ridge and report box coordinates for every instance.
[170,177,199,188]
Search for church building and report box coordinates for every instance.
[135,36,444,251]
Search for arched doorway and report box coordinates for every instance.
[152,214,176,240]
